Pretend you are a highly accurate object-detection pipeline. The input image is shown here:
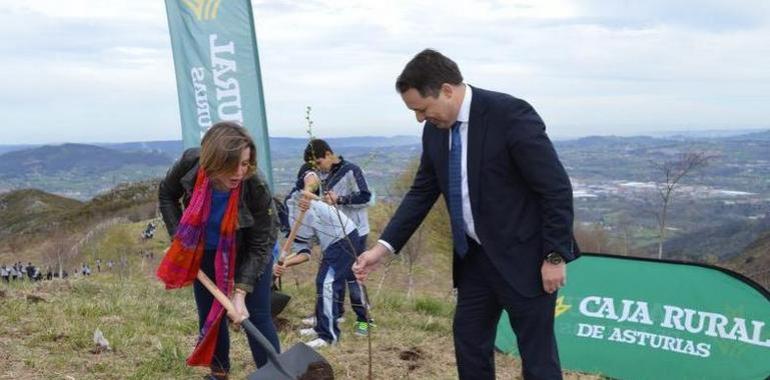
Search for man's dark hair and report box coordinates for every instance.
[303,138,333,163]
[396,49,463,97]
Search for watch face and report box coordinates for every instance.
[547,253,563,264]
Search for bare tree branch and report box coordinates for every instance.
[651,150,713,259]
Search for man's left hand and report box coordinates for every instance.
[541,261,566,294]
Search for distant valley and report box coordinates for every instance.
[1,131,769,263]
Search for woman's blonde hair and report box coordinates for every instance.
[200,121,257,179]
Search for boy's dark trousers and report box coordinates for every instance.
[314,231,359,342]
[341,234,369,322]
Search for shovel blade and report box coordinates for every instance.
[270,290,291,317]
[247,343,333,380]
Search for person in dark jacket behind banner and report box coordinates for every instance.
[157,121,278,380]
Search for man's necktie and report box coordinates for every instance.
[448,121,469,257]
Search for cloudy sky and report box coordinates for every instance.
[1,0,769,144]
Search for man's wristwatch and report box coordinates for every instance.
[545,252,564,265]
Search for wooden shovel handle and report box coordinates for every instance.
[196,271,287,373]
[196,270,245,323]
[280,207,307,262]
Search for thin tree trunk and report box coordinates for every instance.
[374,262,392,301]
[658,196,669,260]
[406,264,414,300]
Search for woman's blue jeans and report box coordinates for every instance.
[193,250,281,371]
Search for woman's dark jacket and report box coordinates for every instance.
[158,148,277,293]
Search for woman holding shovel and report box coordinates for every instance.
[157,121,279,380]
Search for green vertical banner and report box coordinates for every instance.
[496,254,770,380]
[164,0,273,189]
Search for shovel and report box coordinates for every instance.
[268,188,315,319]
[270,277,291,318]
[196,271,333,380]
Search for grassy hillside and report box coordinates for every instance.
[4,167,764,378]
[0,189,83,238]
[0,181,158,265]
[728,230,770,290]
[0,221,598,379]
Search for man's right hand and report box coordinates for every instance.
[352,243,390,282]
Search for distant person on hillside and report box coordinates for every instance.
[273,171,361,348]
[9,265,19,281]
[107,260,113,271]
[96,258,101,273]
[0,265,8,283]
[142,222,156,239]
[26,262,34,280]
[157,121,278,380]
[354,49,580,380]
[295,138,373,336]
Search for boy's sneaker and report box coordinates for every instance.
[301,316,345,326]
[301,316,316,326]
[306,338,329,349]
[354,321,370,337]
[299,328,317,338]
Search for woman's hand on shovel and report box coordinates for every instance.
[232,289,250,324]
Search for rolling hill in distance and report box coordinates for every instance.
[1,130,769,279]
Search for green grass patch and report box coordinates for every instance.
[414,296,453,317]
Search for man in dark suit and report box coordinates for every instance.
[353,49,579,379]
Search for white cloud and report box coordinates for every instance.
[0,0,768,144]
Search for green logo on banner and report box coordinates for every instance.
[496,254,770,380]
[182,0,221,21]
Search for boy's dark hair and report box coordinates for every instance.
[303,139,333,163]
[396,49,463,97]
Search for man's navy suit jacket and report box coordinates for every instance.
[381,86,580,297]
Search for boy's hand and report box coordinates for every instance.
[298,197,310,211]
[324,191,338,205]
[273,263,287,277]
